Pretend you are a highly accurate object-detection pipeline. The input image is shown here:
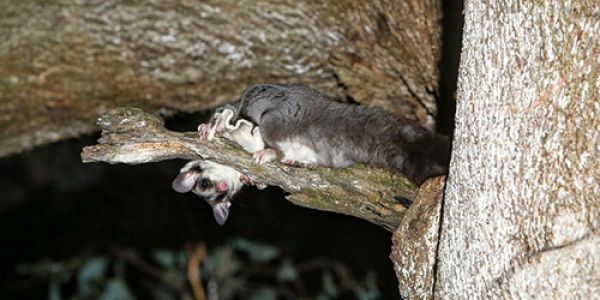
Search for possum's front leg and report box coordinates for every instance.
[198,108,265,153]
[240,174,267,190]
[198,108,281,166]
[198,108,235,142]
[222,120,265,153]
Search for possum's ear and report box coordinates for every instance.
[211,202,231,225]
[172,171,199,193]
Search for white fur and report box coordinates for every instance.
[277,139,320,164]
[211,108,266,153]
[223,121,265,153]
[198,161,243,198]
[180,160,243,201]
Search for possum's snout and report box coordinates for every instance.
[216,180,229,193]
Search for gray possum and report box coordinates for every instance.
[173,84,451,225]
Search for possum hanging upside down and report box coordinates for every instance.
[172,84,451,225]
[172,160,264,225]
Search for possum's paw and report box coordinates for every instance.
[197,117,222,142]
[253,149,277,165]
[197,109,236,142]
[240,174,267,190]
[198,123,216,142]
[281,159,315,169]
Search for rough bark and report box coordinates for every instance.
[81,107,418,231]
[435,0,599,298]
[391,176,445,299]
[0,0,442,157]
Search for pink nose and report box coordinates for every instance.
[216,181,228,193]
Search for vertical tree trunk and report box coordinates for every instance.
[435,0,598,298]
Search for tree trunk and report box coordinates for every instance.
[0,0,442,156]
[435,0,599,298]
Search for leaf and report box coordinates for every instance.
[249,287,277,300]
[48,278,62,300]
[276,259,297,282]
[161,270,185,289]
[219,278,247,300]
[315,293,331,300]
[203,246,241,279]
[232,239,279,263]
[151,249,176,269]
[353,271,380,300]
[78,257,108,297]
[100,278,135,300]
[151,286,176,300]
[321,271,338,297]
[364,271,379,292]
[17,260,71,277]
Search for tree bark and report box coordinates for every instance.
[391,176,445,299]
[435,0,599,298]
[0,0,442,157]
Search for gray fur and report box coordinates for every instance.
[231,84,451,185]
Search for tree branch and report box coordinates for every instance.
[391,176,445,299]
[81,107,418,231]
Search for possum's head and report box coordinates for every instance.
[172,160,243,225]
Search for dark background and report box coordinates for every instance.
[0,112,397,299]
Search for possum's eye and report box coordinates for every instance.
[200,178,210,189]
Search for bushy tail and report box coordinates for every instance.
[396,133,451,185]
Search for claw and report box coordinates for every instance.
[256,183,267,190]
[198,123,214,142]
[197,108,236,142]
[240,174,268,190]
[253,149,277,165]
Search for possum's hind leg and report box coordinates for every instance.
[253,148,277,165]
[222,121,265,153]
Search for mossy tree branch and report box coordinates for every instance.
[81,107,418,231]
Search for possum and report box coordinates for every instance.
[174,84,451,225]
